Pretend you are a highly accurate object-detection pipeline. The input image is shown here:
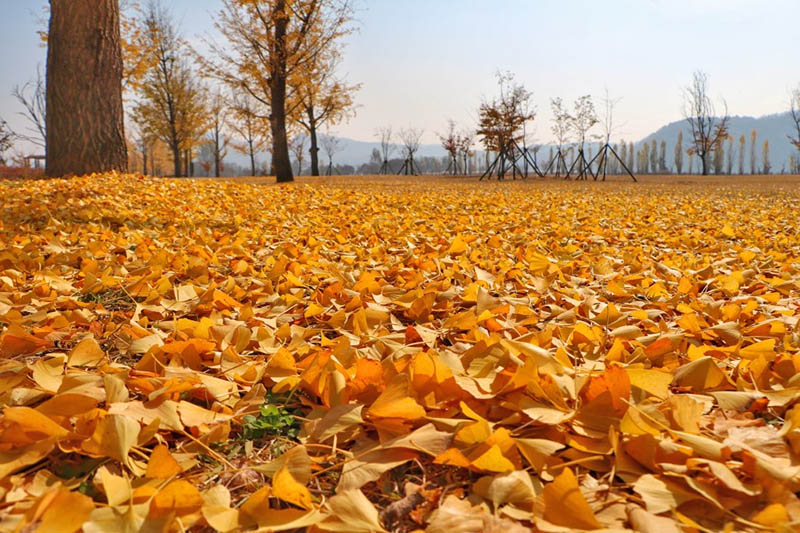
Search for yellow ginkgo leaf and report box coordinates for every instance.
[367,375,426,420]
[145,444,182,479]
[542,467,601,530]
[273,465,314,510]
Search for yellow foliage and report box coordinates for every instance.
[0,174,798,532]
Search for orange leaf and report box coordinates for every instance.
[542,467,601,530]
[149,480,203,518]
[146,444,182,479]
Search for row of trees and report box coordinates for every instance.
[467,70,800,178]
[2,0,360,180]
[129,0,360,180]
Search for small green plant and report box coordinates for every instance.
[241,394,300,441]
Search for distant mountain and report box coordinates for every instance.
[637,112,799,173]
[322,136,448,166]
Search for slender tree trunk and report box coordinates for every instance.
[142,145,148,175]
[701,153,708,176]
[46,0,127,177]
[248,138,256,176]
[309,126,320,176]
[214,148,221,177]
[269,0,293,183]
[184,149,191,177]
[307,105,320,176]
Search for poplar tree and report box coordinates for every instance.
[725,136,733,175]
[628,141,634,172]
[674,131,683,174]
[712,139,724,174]
[738,134,745,174]
[649,139,657,173]
[750,129,757,174]
[762,140,770,174]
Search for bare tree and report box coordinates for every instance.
[375,126,395,173]
[398,127,423,175]
[458,128,475,175]
[599,88,623,146]
[205,91,229,177]
[320,131,343,175]
[570,95,598,178]
[550,97,571,174]
[289,135,306,175]
[682,71,729,176]
[0,118,14,165]
[12,67,47,148]
[789,86,800,158]
[127,118,154,175]
[439,119,459,174]
[228,90,268,177]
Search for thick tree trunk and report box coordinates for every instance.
[46,0,128,177]
[701,153,709,176]
[269,0,293,183]
[171,143,181,177]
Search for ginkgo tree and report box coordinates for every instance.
[130,1,208,177]
[228,90,270,176]
[46,0,128,176]
[207,0,357,183]
[292,45,360,176]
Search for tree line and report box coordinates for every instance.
[0,0,360,182]
[426,70,800,178]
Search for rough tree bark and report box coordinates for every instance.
[46,0,127,177]
[269,0,293,183]
[308,106,320,176]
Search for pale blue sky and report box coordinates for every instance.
[1,0,798,152]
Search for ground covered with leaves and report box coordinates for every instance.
[1,173,799,532]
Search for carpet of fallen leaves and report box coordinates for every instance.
[1,173,800,533]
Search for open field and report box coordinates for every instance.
[217,173,800,187]
[1,173,800,531]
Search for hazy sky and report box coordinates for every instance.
[1,0,798,152]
